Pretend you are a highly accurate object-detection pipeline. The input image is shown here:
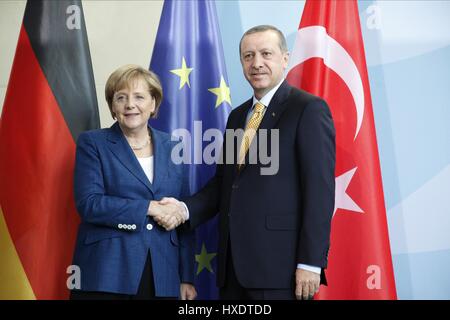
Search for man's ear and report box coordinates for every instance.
[239,55,244,66]
[283,51,290,68]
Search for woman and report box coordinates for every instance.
[70,65,196,300]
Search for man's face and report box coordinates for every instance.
[240,30,289,99]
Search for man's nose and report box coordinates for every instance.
[252,53,263,69]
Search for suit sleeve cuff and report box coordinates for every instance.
[180,201,189,220]
[297,264,321,275]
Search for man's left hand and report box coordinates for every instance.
[295,268,320,300]
[180,283,197,300]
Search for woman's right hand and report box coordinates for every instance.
[148,200,185,230]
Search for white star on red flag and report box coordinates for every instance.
[334,167,363,216]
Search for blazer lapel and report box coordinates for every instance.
[150,128,170,192]
[106,122,154,194]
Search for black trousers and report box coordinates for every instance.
[220,242,296,300]
[70,252,174,300]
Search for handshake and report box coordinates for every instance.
[147,197,188,231]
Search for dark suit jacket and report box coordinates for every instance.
[72,123,195,296]
[184,81,335,289]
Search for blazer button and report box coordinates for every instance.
[118,224,123,229]
[146,223,153,231]
[131,224,136,230]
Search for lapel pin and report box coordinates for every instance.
[272,112,276,117]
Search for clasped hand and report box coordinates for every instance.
[148,197,186,231]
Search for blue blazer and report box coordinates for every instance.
[71,123,194,297]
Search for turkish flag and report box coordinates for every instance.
[287,0,397,299]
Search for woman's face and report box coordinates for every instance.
[111,78,155,132]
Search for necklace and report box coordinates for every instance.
[129,136,150,150]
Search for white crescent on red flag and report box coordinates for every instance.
[287,0,397,299]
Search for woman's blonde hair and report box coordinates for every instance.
[105,64,163,119]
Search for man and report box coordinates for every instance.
[153,25,335,300]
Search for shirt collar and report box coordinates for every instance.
[251,78,285,109]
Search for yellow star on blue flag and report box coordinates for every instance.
[170,57,193,89]
[150,0,230,299]
[195,243,217,275]
[208,76,231,108]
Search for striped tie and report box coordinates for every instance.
[238,102,265,168]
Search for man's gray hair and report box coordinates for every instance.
[239,25,288,56]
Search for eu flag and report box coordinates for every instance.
[149,0,231,299]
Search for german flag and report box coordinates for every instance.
[0,0,99,299]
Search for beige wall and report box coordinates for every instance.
[0,0,163,128]
[0,1,25,122]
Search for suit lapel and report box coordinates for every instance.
[235,98,253,130]
[106,122,154,194]
[258,80,292,131]
[230,99,253,176]
[237,80,292,173]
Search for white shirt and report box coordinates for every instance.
[137,156,154,184]
[249,78,285,119]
